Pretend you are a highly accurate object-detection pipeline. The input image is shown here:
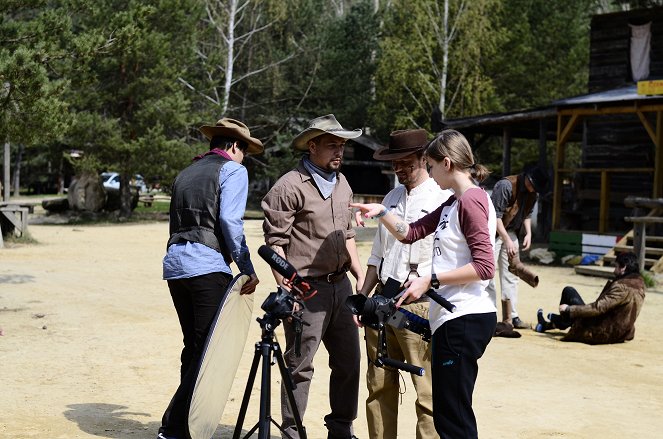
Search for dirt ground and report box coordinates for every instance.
[1,214,663,438]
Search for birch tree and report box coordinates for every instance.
[179,0,296,116]
[370,0,501,137]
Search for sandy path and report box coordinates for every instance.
[1,220,662,438]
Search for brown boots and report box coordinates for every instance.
[501,299,531,329]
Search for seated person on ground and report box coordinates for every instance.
[535,252,645,345]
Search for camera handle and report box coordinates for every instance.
[292,317,311,357]
[425,289,456,313]
[375,322,425,376]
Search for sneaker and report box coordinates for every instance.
[536,308,546,326]
[511,316,531,329]
[157,433,179,439]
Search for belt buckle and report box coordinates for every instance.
[326,272,333,283]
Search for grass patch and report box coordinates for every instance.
[642,270,657,288]
[2,230,39,246]
[134,200,170,215]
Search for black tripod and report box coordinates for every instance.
[233,312,307,439]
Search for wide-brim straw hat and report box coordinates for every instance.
[373,129,428,161]
[292,114,362,150]
[199,118,264,155]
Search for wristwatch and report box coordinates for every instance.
[430,273,440,289]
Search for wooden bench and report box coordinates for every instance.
[138,194,154,207]
[0,204,30,248]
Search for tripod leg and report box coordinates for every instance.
[273,341,307,439]
[258,340,272,439]
[233,343,262,439]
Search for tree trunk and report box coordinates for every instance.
[439,0,449,119]
[12,144,23,197]
[3,140,9,202]
[222,0,238,115]
[119,174,133,219]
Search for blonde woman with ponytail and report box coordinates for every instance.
[351,129,497,439]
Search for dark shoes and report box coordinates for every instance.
[535,309,553,332]
[511,316,531,329]
[494,321,521,338]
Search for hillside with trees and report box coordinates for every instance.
[2,0,662,217]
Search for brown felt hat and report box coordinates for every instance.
[199,118,264,155]
[292,114,362,150]
[373,129,428,161]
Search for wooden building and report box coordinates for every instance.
[343,134,393,202]
[440,6,663,238]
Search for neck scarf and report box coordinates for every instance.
[303,155,337,199]
[193,148,233,162]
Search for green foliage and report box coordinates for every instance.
[641,270,657,288]
[254,132,300,185]
[2,0,650,211]
[0,0,78,145]
[490,0,592,111]
[370,0,503,138]
[308,0,380,129]
[63,0,200,216]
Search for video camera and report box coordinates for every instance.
[258,244,317,321]
[346,277,456,340]
[261,287,304,320]
[346,293,432,342]
[345,278,457,376]
[258,245,315,356]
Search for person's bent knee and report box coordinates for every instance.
[562,286,575,295]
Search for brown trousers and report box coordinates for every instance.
[281,275,361,439]
[365,301,438,439]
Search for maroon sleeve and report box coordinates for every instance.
[457,189,494,280]
[401,197,455,244]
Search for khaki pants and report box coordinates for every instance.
[486,230,520,319]
[365,302,438,439]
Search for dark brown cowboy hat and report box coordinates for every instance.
[373,129,428,161]
[292,114,362,150]
[525,166,550,194]
[199,118,264,155]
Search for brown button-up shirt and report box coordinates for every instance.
[261,160,356,277]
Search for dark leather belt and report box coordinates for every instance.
[304,269,348,284]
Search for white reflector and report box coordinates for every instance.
[188,274,254,439]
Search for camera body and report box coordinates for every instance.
[261,287,299,319]
[346,294,394,327]
[345,293,431,341]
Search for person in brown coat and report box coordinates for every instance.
[535,252,645,345]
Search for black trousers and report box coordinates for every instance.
[549,286,586,330]
[159,272,232,439]
[431,312,496,439]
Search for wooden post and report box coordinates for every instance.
[632,222,646,272]
[599,170,610,233]
[656,111,663,198]
[538,119,547,167]
[553,115,565,230]
[3,141,9,202]
[502,127,511,177]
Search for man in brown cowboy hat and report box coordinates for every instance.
[158,118,263,439]
[262,114,365,439]
[356,129,450,439]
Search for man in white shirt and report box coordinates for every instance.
[356,129,451,439]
